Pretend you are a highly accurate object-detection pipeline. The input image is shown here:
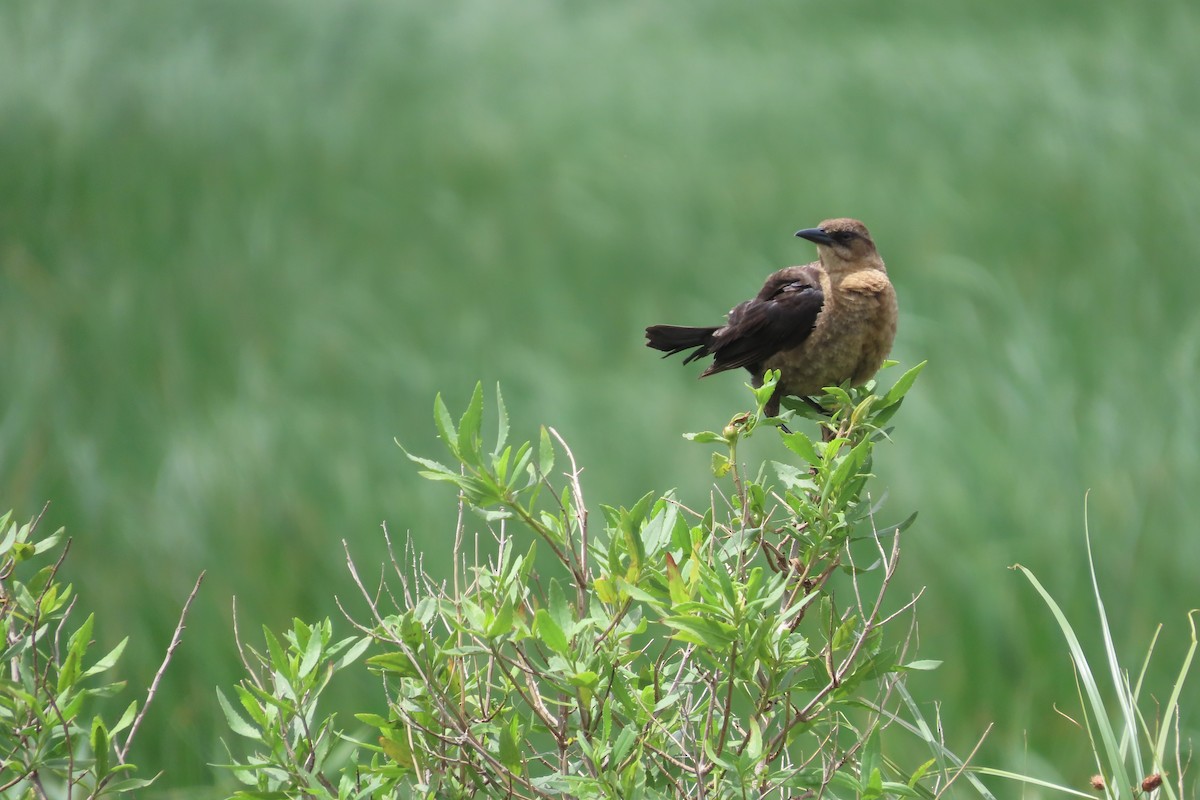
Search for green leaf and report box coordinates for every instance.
[217,687,261,739]
[456,381,485,464]
[754,369,781,411]
[262,626,286,670]
[379,730,416,768]
[862,767,884,800]
[31,528,65,555]
[535,608,570,656]
[498,716,523,773]
[880,360,927,408]
[593,577,619,604]
[354,713,391,728]
[297,625,324,680]
[487,602,515,639]
[66,612,95,664]
[745,717,763,762]
[433,392,458,455]
[538,426,555,476]
[547,579,573,639]
[683,430,727,445]
[665,553,689,606]
[902,659,943,671]
[908,758,936,788]
[612,725,638,765]
[402,452,457,479]
[859,730,880,794]
[781,431,821,466]
[494,383,509,457]
[663,614,736,650]
[703,735,735,771]
[57,646,81,694]
[0,513,16,554]
[91,716,110,779]
[334,636,372,671]
[110,700,139,736]
[773,461,817,493]
[365,651,420,678]
[831,615,858,650]
[97,777,158,794]
[822,385,854,408]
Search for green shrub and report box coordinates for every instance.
[219,364,1004,799]
[0,508,199,798]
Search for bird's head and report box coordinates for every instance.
[794,218,883,272]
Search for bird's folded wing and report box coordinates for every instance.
[702,278,824,375]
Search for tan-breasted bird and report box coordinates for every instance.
[645,218,897,417]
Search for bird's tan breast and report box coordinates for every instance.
[764,268,897,396]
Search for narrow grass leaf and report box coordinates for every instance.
[1014,563,1131,793]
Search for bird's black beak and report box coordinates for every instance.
[795,227,835,246]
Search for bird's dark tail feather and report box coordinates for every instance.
[645,324,718,364]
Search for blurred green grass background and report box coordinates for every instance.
[3,0,1198,793]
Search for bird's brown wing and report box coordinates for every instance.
[700,267,824,376]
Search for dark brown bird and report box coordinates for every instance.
[645,218,897,417]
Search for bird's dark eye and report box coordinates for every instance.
[833,230,856,243]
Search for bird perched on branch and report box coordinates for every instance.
[645,218,897,418]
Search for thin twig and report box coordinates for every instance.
[117,571,205,763]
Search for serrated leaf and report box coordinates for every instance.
[433,393,458,455]
[456,381,485,464]
[262,626,286,670]
[403,452,456,478]
[612,725,637,765]
[217,688,260,739]
[773,461,817,493]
